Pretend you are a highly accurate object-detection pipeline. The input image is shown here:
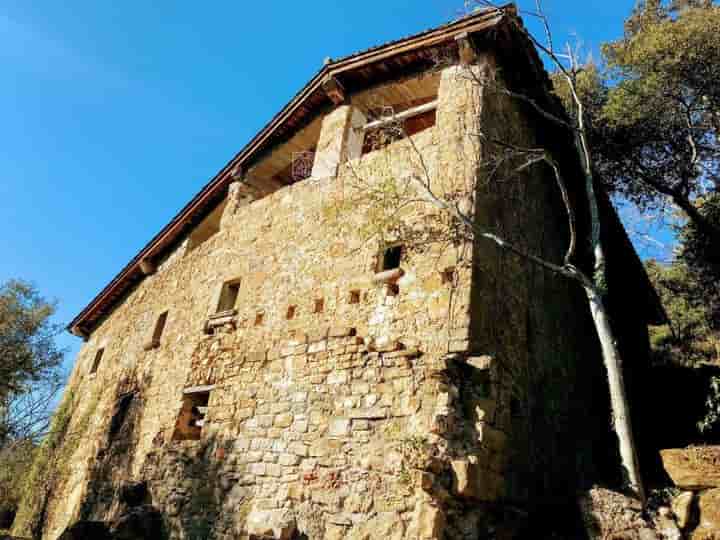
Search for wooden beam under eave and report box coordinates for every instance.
[248,175,286,191]
[321,75,346,105]
[70,324,90,341]
[139,258,156,275]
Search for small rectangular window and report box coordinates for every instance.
[90,348,105,374]
[172,387,212,441]
[254,312,264,326]
[441,267,456,284]
[380,245,403,271]
[349,290,361,304]
[286,305,296,320]
[216,280,241,314]
[151,311,168,347]
[314,298,324,313]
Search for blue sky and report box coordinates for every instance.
[0,0,642,371]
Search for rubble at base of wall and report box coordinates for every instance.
[579,487,683,540]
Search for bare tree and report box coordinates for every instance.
[336,2,646,502]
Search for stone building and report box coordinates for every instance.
[17,7,664,540]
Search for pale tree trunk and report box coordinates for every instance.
[572,68,647,501]
[583,282,645,501]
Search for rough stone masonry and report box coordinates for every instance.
[13,8,663,540]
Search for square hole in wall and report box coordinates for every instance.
[254,312,264,326]
[379,245,403,271]
[349,290,361,304]
[172,388,211,441]
[149,311,168,348]
[286,305,297,320]
[314,298,324,313]
[216,279,241,314]
[90,348,105,374]
[441,267,456,285]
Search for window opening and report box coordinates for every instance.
[361,99,437,155]
[172,387,212,441]
[441,267,456,285]
[90,348,105,374]
[286,305,297,320]
[380,245,403,271]
[108,392,134,442]
[314,298,324,313]
[216,280,241,314]
[349,290,361,304]
[150,311,168,348]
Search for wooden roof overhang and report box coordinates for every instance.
[69,3,666,336]
[68,7,515,337]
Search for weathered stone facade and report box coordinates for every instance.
[14,12,661,540]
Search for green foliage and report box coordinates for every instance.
[12,391,75,537]
[550,64,607,128]
[645,259,718,365]
[0,280,63,398]
[552,1,720,266]
[644,199,720,437]
[600,1,720,218]
[679,195,720,328]
[0,440,36,513]
[12,389,98,538]
[647,486,681,512]
[0,279,65,445]
[698,375,720,433]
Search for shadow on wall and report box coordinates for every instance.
[79,372,152,523]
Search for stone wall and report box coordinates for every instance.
[16,55,640,540]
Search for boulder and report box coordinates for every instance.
[661,447,720,490]
[58,521,112,540]
[670,491,696,530]
[691,488,720,540]
[110,505,163,540]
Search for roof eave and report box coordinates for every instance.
[67,6,515,335]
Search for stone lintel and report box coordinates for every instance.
[183,384,215,395]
